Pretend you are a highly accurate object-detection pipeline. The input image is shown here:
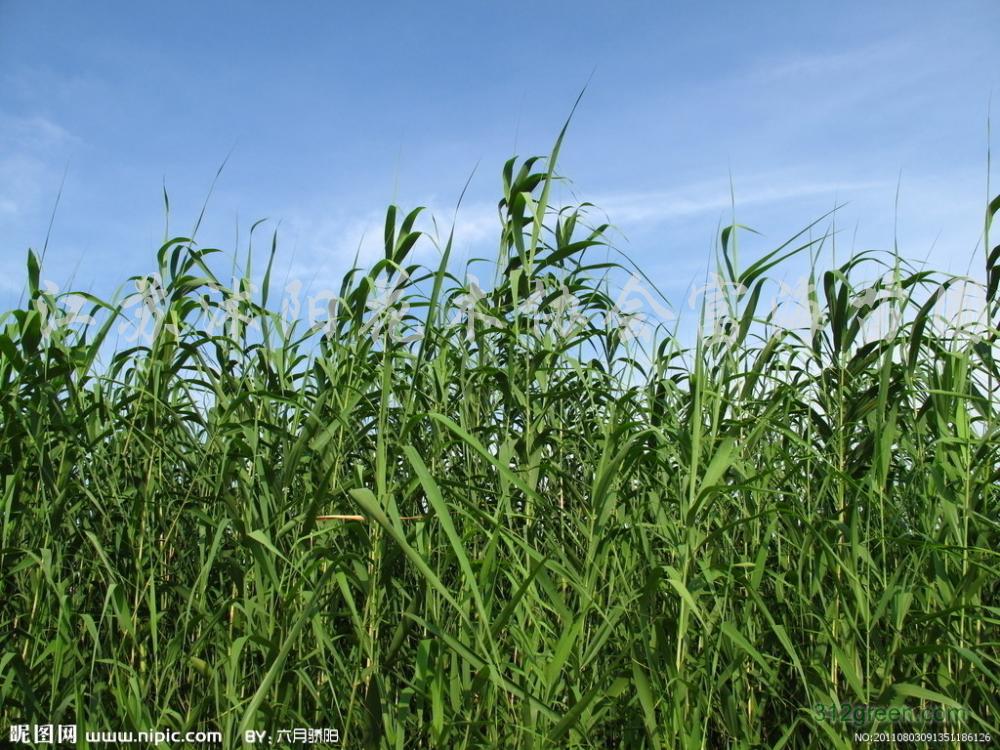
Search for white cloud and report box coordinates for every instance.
[755,39,912,82]
[0,113,80,150]
[0,114,79,220]
[264,164,989,310]
[274,199,501,293]
[590,175,889,229]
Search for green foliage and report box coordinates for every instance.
[1,141,997,749]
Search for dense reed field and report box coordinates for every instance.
[2,132,999,748]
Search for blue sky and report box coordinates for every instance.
[1,1,997,317]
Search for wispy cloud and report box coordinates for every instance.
[0,113,79,218]
[270,172,892,296]
[590,175,890,230]
[754,39,912,82]
[0,113,80,148]
[274,199,502,293]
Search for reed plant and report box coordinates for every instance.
[1,130,998,748]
